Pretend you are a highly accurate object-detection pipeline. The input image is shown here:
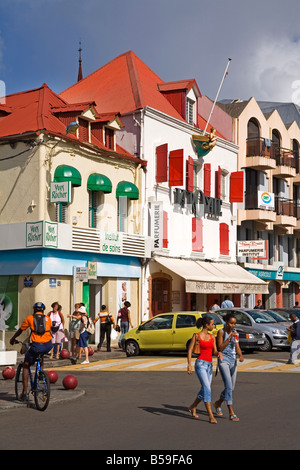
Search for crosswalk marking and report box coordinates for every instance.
[54,357,300,373]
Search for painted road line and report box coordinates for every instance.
[123,358,185,369]
[248,361,284,371]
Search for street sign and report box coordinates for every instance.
[75,267,88,282]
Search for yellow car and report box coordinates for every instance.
[122,311,224,357]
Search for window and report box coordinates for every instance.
[78,117,89,142]
[118,196,128,232]
[186,98,195,125]
[192,217,203,252]
[193,161,202,191]
[140,315,174,330]
[220,223,229,255]
[221,169,229,201]
[176,314,196,328]
[105,127,114,150]
[89,191,98,228]
[56,203,67,223]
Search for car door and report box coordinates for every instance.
[173,314,198,349]
[137,314,174,350]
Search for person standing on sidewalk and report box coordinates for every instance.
[94,305,115,352]
[117,301,133,348]
[287,313,300,364]
[214,313,244,421]
[187,316,222,424]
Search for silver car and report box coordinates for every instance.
[218,308,289,352]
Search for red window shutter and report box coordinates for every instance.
[215,166,221,199]
[105,128,114,149]
[220,223,229,255]
[204,163,211,196]
[192,217,203,252]
[186,156,194,192]
[230,171,244,203]
[163,211,168,248]
[91,122,103,143]
[156,144,168,183]
[78,117,89,142]
[169,149,184,186]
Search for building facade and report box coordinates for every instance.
[218,97,300,308]
[0,84,150,348]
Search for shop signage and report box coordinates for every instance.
[24,276,33,287]
[50,181,72,203]
[26,221,58,248]
[75,267,89,282]
[237,240,266,258]
[185,280,268,294]
[174,188,222,218]
[150,201,163,249]
[258,191,275,211]
[88,261,97,280]
[100,231,122,254]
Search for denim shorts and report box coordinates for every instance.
[194,359,213,403]
[24,341,53,366]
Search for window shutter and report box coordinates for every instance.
[91,122,103,143]
[163,211,168,248]
[186,156,194,192]
[204,163,211,196]
[220,223,229,255]
[215,166,221,199]
[156,144,168,183]
[230,171,244,203]
[169,149,184,186]
[192,217,203,252]
[78,118,89,142]
[105,128,114,149]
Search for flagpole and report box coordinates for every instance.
[203,58,231,135]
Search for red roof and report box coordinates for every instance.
[60,50,227,139]
[0,83,142,164]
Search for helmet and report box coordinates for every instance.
[33,302,45,311]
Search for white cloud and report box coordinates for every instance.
[241,36,300,102]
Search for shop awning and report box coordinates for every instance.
[54,165,82,187]
[116,181,139,200]
[87,173,112,193]
[154,256,269,294]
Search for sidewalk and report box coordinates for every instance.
[0,345,126,411]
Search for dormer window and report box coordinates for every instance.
[105,127,115,150]
[186,98,195,125]
[78,117,89,142]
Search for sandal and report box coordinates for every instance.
[229,414,239,422]
[214,402,223,416]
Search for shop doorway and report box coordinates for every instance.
[87,282,102,345]
[152,278,171,316]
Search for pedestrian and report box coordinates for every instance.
[187,316,223,424]
[214,313,244,421]
[221,296,234,308]
[254,299,264,309]
[76,306,90,364]
[117,301,133,348]
[68,303,82,358]
[48,301,65,359]
[293,301,299,308]
[9,302,52,400]
[210,299,220,311]
[286,313,300,364]
[94,305,115,352]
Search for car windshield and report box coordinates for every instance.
[263,310,287,322]
[245,310,275,323]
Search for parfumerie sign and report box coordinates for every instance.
[50,181,72,203]
[26,221,58,248]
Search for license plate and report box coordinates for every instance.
[257,340,264,344]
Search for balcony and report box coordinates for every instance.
[245,138,277,170]
[273,148,297,178]
[239,192,276,224]
[294,203,300,231]
[274,197,297,227]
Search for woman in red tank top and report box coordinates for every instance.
[187,316,222,424]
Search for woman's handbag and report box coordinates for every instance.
[51,321,60,333]
[192,333,200,355]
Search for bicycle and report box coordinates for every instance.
[14,340,51,411]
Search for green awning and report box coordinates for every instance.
[87,173,112,193]
[116,181,139,200]
[54,165,82,187]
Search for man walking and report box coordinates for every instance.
[286,313,300,364]
[221,296,234,308]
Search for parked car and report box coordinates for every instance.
[271,308,300,321]
[217,308,289,352]
[211,316,266,352]
[262,309,291,325]
[122,311,223,357]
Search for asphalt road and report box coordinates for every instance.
[0,355,299,451]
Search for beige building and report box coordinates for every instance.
[218,97,300,308]
[0,84,150,349]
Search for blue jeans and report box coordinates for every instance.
[119,321,129,344]
[195,359,213,403]
[218,359,237,406]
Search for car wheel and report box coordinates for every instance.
[125,340,140,357]
[259,335,272,352]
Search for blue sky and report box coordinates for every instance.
[1,0,300,104]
